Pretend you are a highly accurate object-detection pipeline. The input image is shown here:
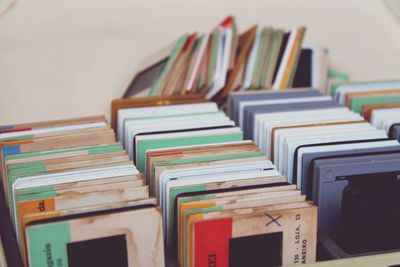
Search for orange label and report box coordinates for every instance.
[188,213,204,267]
[18,198,55,248]
[18,200,57,266]
[179,201,214,265]
[0,139,33,147]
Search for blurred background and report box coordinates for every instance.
[0,0,399,125]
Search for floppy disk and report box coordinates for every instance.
[292,47,329,93]
[126,111,231,158]
[111,94,206,131]
[228,89,320,124]
[15,181,147,239]
[25,206,164,267]
[132,121,236,165]
[19,197,154,265]
[145,140,256,180]
[340,172,400,254]
[390,124,400,141]
[119,101,219,144]
[159,159,276,219]
[177,185,299,265]
[135,127,242,172]
[153,151,266,202]
[295,139,400,195]
[158,159,277,245]
[172,181,289,255]
[191,202,317,267]
[147,142,260,190]
[166,167,282,221]
[312,153,400,253]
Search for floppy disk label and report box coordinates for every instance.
[28,221,71,267]
[194,207,316,267]
[195,218,232,267]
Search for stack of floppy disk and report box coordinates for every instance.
[114,95,318,267]
[229,88,400,258]
[331,80,400,141]
[124,16,329,105]
[0,116,164,267]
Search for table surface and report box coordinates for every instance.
[1,0,400,125]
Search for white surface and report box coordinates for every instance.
[1,0,400,125]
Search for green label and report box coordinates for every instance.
[151,151,262,179]
[8,161,46,170]
[87,144,122,154]
[124,111,221,123]
[137,132,243,172]
[16,185,54,196]
[208,31,220,85]
[16,190,56,202]
[6,144,122,170]
[149,34,188,96]
[8,166,47,176]
[5,143,122,160]
[0,134,35,142]
[27,222,71,267]
[351,95,400,113]
[177,193,217,207]
[168,184,206,241]
[328,69,349,83]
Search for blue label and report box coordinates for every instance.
[3,145,21,155]
[0,125,13,131]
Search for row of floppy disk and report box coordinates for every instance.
[125,16,329,106]
[0,117,164,267]
[229,80,400,257]
[2,79,400,267]
[115,79,400,266]
[114,95,317,267]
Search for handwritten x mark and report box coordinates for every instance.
[265,213,282,227]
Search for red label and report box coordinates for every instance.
[0,127,31,134]
[219,16,233,28]
[194,218,232,267]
